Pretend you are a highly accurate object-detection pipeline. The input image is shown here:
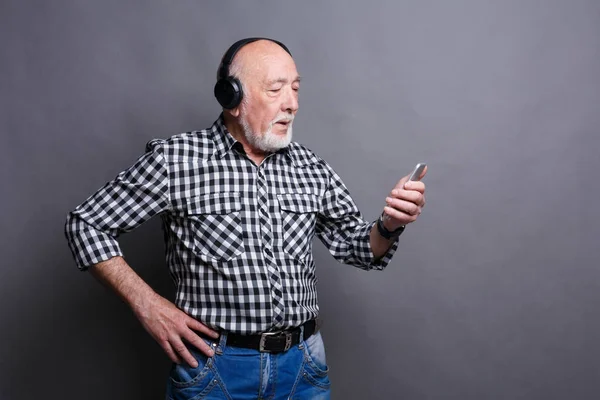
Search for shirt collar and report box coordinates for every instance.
[211,113,238,159]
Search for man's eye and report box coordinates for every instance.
[269,88,281,93]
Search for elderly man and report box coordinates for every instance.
[65,37,426,399]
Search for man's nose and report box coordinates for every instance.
[282,87,299,113]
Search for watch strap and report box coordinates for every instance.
[376,214,405,239]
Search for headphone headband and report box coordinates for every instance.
[217,37,292,80]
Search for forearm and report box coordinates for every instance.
[89,256,218,363]
[89,256,159,316]
[369,224,396,260]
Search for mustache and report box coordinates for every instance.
[272,114,295,124]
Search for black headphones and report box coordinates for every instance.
[214,37,292,109]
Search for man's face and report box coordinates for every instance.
[237,50,300,152]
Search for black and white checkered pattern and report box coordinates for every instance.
[65,114,399,334]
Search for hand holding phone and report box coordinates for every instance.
[382,162,427,222]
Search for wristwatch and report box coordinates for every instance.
[376,213,405,240]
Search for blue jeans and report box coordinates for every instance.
[165,330,331,400]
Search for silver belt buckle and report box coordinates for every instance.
[283,331,293,351]
[259,331,293,353]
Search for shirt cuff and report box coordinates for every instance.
[352,221,400,270]
[65,217,124,271]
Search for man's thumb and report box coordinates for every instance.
[394,175,409,190]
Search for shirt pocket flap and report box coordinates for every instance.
[277,193,321,214]
[187,192,242,215]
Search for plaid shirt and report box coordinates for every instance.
[65,114,399,334]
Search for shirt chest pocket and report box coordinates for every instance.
[277,193,321,259]
[186,192,244,261]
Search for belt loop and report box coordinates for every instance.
[298,323,305,349]
[215,332,227,355]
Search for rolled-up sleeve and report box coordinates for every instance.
[315,162,399,271]
[64,140,170,270]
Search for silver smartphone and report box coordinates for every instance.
[408,163,427,182]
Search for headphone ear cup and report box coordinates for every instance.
[214,77,243,109]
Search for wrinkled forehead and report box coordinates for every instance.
[245,51,299,86]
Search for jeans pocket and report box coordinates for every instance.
[167,349,232,400]
[170,358,213,388]
[301,332,331,389]
[168,346,221,400]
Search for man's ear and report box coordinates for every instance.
[229,105,241,118]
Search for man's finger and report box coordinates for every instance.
[384,206,418,223]
[394,165,428,189]
[170,337,198,368]
[403,181,426,193]
[394,175,410,190]
[183,329,216,358]
[385,198,420,216]
[187,317,219,339]
[161,340,182,364]
[389,188,423,203]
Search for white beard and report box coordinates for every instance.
[240,113,294,152]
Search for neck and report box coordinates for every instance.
[223,112,267,165]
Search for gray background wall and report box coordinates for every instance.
[2,1,599,399]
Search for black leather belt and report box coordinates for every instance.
[225,320,318,353]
